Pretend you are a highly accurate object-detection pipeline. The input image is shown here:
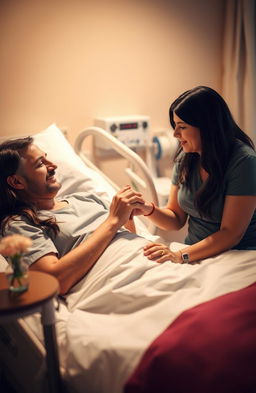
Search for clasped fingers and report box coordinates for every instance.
[114,185,145,206]
[110,185,144,219]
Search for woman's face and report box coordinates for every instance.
[173,113,202,154]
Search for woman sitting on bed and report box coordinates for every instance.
[134,86,256,263]
[0,136,148,295]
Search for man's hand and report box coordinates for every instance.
[109,185,145,228]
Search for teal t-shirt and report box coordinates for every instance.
[172,140,256,249]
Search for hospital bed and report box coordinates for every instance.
[0,124,255,393]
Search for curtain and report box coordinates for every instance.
[222,0,256,142]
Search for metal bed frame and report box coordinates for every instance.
[74,126,160,234]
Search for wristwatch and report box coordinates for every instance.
[181,252,190,264]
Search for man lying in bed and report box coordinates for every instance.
[0,136,149,295]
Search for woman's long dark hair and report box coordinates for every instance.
[0,137,59,236]
[170,86,254,217]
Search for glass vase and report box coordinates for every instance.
[6,254,29,293]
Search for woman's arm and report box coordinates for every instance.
[133,184,188,231]
[181,195,256,261]
[30,186,144,294]
[144,195,256,264]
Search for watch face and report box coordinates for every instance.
[182,253,189,263]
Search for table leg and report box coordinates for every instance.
[41,299,63,393]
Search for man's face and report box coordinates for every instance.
[15,144,61,202]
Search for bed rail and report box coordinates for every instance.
[74,126,159,234]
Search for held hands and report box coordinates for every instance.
[129,199,155,217]
[143,242,183,264]
[109,185,145,227]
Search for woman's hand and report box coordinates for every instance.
[131,201,155,217]
[143,242,183,264]
[109,185,145,227]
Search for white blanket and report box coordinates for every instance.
[51,234,256,393]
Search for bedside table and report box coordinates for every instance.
[0,271,63,393]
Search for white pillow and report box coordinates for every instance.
[33,125,157,238]
[32,124,115,201]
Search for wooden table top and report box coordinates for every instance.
[0,271,59,316]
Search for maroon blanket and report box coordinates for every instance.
[125,282,256,393]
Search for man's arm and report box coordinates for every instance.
[30,216,122,294]
[30,186,143,294]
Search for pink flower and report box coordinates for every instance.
[0,235,32,257]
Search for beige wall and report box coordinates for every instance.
[0,0,225,142]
